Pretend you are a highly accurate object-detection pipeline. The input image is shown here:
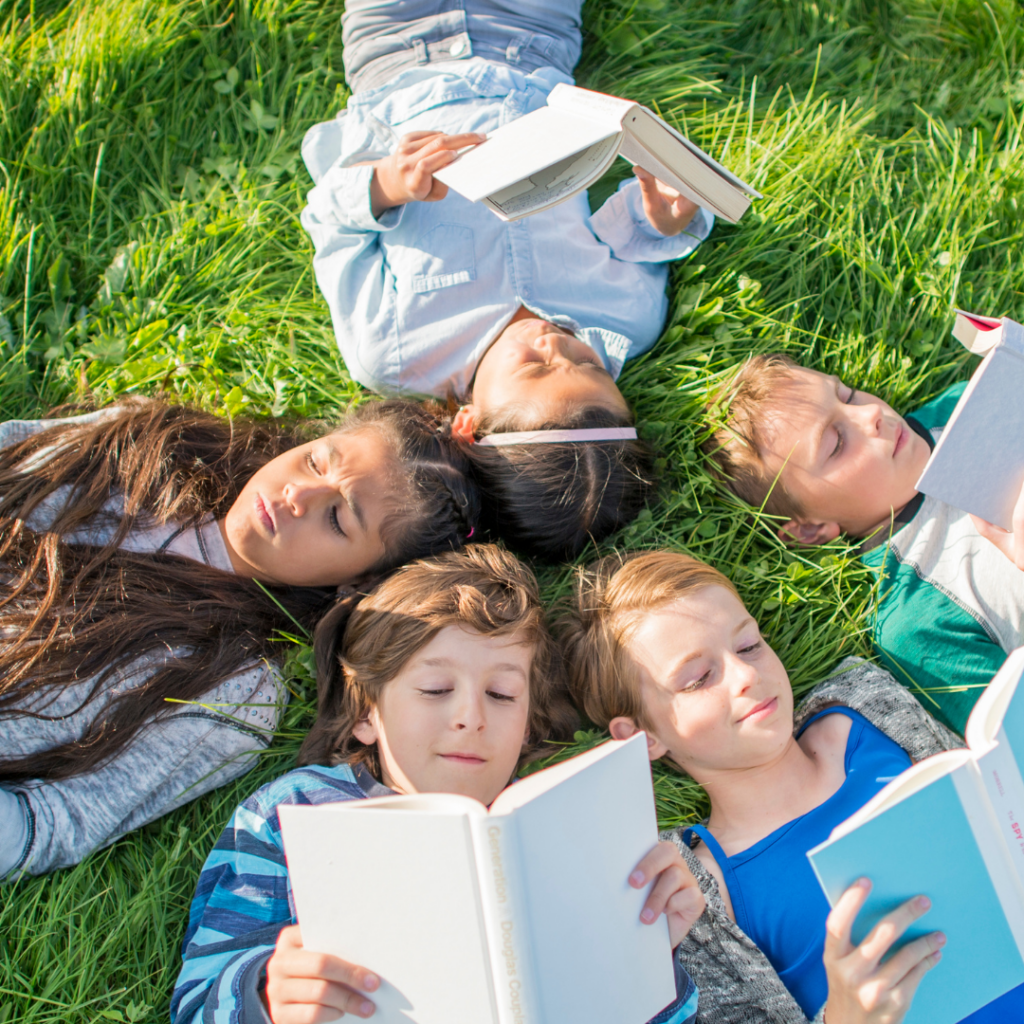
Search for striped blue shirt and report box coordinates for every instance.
[172,762,699,1024]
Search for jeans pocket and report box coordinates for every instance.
[409,224,477,292]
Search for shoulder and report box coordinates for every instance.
[907,380,967,431]
[243,763,365,820]
[795,657,963,759]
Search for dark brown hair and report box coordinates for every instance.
[0,397,480,783]
[467,405,655,559]
[299,543,577,776]
[559,549,738,730]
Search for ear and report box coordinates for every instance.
[352,710,379,746]
[608,717,669,762]
[776,518,841,546]
[451,405,480,443]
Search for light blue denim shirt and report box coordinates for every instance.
[300,58,713,398]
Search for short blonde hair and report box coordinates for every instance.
[559,550,738,730]
[299,544,578,775]
[702,353,806,519]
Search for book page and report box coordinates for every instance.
[485,134,621,220]
[546,82,637,122]
[915,343,1024,529]
[505,734,676,1024]
[280,804,496,1024]
[434,105,619,203]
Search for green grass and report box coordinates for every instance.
[3,0,1024,1019]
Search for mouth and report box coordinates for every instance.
[254,494,276,536]
[439,753,487,766]
[893,423,907,458]
[739,697,778,723]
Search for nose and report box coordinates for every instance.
[724,652,758,696]
[852,397,884,437]
[451,688,486,732]
[531,328,576,366]
[282,479,331,517]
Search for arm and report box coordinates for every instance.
[3,664,280,879]
[588,176,714,264]
[871,565,1007,735]
[172,767,372,1024]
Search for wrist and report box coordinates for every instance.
[370,160,401,220]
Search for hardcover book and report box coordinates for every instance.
[279,733,676,1024]
[433,83,760,223]
[808,647,1024,1024]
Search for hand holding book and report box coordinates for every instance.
[822,880,943,1024]
[970,479,1024,572]
[632,166,699,237]
[369,131,486,219]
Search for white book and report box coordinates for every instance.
[433,83,760,223]
[915,311,1024,530]
[279,733,676,1024]
[808,647,1024,1024]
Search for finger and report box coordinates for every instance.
[417,147,465,174]
[276,949,380,994]
[630,840,680,888]
[877,930,945,989]
[824,878,871,960]
[411,132,485,157]
[272,977,376,1017]
[396,130,448,151]
[665,885,706,947]
[642,862,689,923]
[971,513,1010,548]
[425,178,449,203]
[856,895,932,968]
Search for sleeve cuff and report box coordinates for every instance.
[645,955,699,1024]
[236,948,275,1024]
[305,164,406,234]
[589,179,713,263]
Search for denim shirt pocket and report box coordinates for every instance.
[408,223,476,292]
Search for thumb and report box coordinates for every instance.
[971,513,1009,546]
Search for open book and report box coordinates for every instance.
[914,310,1024,531]
[433,83,760,223]
[808,646,1024,1024]
[279,733,676,1024]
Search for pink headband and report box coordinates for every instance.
[475,427,638,447]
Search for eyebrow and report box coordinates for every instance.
[326,442,367,534]
[419,656,528,677]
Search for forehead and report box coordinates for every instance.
[405,624,535,670]
[628,586,749,655]
[758,368,835,453]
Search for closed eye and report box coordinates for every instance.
[738,640,763,655]
[680,670,711,693]
[487,690,517,703]
[831,426,843,458]
[417,687,453,697]
[329,505,346,538]
[305,452,321,475]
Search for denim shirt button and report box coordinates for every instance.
[449,38,466,56]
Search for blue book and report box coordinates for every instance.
[808,647,1024,1024]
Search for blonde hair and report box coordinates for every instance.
[702,352,806,519]
[299,544,577,776]
[559,550,738,730]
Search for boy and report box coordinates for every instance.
[703,353,1024,734]
[300,0,714,416]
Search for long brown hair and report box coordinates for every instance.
[0,397,480,783]
[299,544,578,775]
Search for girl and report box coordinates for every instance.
[560,549,1024,1024]
[299,0,717,557]
[0,396,478,880]
[173,544,706,1024]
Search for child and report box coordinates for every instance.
[299,0,716,556]
[561,548,1024,1024]
[172,545,705,1024]
[702,353,1024,734]
[0,397,477,879]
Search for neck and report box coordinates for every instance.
[849,492,920,541]
[692,737,833,852]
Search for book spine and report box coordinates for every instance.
[469,816,541,1024]
[953,760,1024,955]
